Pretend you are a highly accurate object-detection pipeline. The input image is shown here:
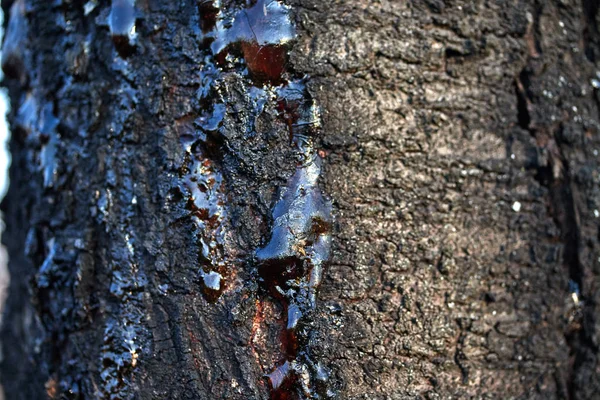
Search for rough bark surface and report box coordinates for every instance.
[2,0,600,399]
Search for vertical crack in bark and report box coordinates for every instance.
[582,0,600,63]
[515,3,599,392]
[453,320,470,385]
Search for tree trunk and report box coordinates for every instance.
[1,0,600,399]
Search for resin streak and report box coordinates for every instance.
[187,0,335,398]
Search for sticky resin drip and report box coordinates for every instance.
[15,96,61,188]
[257,82,334,400]
[108,0,137,57]
[193,0,335,397]
[210,0,295,84]
[183,151,230,302]
[39,103,61,188]
[178,107,231,303]
[1,0,28,82]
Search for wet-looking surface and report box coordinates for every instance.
[179,0,335,397]
[5,0,600,398]
[0,0,336,398]
[109,0,136,57]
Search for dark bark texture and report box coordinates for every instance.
[2,0,600,399]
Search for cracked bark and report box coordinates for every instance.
[2,0,600,399]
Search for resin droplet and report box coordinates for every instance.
[84,0,98,16]
[256,157,332,267]
[267,361,292,391]
[16,93,39,138]
[195,103,226,132]
[39,103,60,188]
[109,0,137,56]
[286,303,302,330]
[211,0,294,54]
[200,268,224,302]
[201,269,222,291]
[211,0,295,83]
[2,0,28,82]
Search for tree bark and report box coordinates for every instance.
[1,0,600,399]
